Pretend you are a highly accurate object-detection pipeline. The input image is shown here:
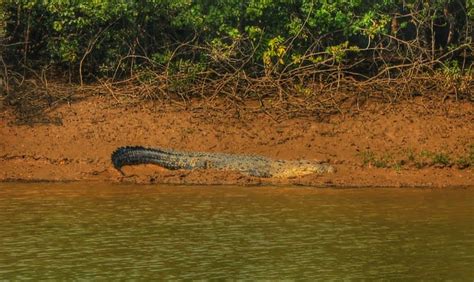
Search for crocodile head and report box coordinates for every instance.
[272,160,335,178]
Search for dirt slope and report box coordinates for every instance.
[1,96,473,187]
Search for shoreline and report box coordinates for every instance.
[1,179,473,189]
[1,95,473,187]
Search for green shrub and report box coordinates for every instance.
[1,0,472,81]
[432,153,451,166]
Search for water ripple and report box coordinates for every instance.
[0,183,473,280]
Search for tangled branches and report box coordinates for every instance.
[88,29,472,120]
[1,0,473,122]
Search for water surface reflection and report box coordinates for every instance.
[0,183,472,279]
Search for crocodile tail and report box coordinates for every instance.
[112,146,145,170]
[111,146,193,172]
[111,146,170,169]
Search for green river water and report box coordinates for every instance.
[0,183,473,280]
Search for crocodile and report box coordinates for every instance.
[112,146,335,178]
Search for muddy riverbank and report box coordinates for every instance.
[1,95,473,187]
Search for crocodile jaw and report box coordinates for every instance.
[271,163,335,178]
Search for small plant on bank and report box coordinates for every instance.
[392,161,404,172]
[358,150,393,169]
[456,157,471,169]
[417,150,451,167]
[407,149,416,162]
[359,150,375,167]
[358,147,474,172]
[411,147,474,169]
[456,145,474,169]
[431,152,451,167]
[373,154,392,168]
[360,147,473,171]
[414,150,434,168]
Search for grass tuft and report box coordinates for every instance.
[359,146,473,170]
